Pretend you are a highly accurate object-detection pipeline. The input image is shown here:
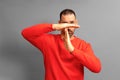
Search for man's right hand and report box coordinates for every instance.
[52,23,80,31]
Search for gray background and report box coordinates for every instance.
[0,0,120,80]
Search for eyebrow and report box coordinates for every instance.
[61,21,75,23]
[70,21,74,23]
[61,22,68,23]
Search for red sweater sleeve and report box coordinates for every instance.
[71,42,101,73]
[21,23,53,40]
[21,23,53,50]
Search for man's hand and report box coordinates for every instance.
[63,28,74,53]
[52,23,80,31]
[52,23,80,53]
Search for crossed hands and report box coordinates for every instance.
[52,23,80,52]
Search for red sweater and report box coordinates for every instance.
[21,24,101,80]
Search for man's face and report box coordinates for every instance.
[59,14,78,37]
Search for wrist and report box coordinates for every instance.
[52,24,57,30]
[69,46,74,53]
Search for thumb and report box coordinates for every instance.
[64,28,70,39]
[69,24,80,28]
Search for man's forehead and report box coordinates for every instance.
[61,14,76,21]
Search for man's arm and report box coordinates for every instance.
[72,44,101,73]
[22,23,79,40]
[21,24,53,41]
[21,23,79,46]
[52,23,80,30]
[63,27,101,73]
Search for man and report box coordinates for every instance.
[21,9,101,80]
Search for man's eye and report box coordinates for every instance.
[62,22,68,23]
[70,21,74,24]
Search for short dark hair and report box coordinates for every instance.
[60,9,76,20]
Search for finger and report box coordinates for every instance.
[68,24,80,28]
[64,28,68,36]
[64,28,68,32]
[72,24,80,28]
[64,28,70,39]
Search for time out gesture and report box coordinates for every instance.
[53,23,80,52]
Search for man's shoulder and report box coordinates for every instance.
[74,36,89,44]
[74,36,84,42]
[74,36,91,49]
